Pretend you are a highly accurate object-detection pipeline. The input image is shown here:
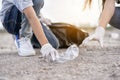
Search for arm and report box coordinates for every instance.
[99,0,115,28]
[23,6,59,61]
[23,6,48,46]
[82,0,115,47]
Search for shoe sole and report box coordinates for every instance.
[18,51,36,57]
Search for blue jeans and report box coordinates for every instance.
[31,22,60,49]
[109,7,120,29]
[19,0,59,49]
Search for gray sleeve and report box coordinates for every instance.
[13,0,33,12]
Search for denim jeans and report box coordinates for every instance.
[109,7,120,29]
[19,0,59,49]
[31,22,60,49]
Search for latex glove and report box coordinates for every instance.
[40,13,52,25]
[40,17,52,25]
[40,43,59,62]
[82,26,105,47]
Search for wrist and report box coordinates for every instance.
[41,43,52,49]
[95,26,105,34]
[98,26,105,30]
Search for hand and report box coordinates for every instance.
[40,43,59,62]
[39,13,52,25]
[82,26,105,47]
[40,17,52,25]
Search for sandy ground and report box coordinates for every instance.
[0,28,120,80]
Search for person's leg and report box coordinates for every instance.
[109,7,120,29]
[15,0,44,56]
[31,22,60,49]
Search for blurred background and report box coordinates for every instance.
[42,0,102,26]
[0,0,103,30]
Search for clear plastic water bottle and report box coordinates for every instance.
[56,44,79,63]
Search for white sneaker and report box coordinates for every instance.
[15,37,36,57]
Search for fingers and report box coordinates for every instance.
[50,52,56,61]
[54,50,60,59]
[51,50,59,61]
[99,38,104,48]
[81,34,95,46]
[81,34,104,47]
[45,50,59,62]
[81,26,105,47]
[40,43,59,62]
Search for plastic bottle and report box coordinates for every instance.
[56,44,79,63]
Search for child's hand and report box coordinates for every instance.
[40,43,59,62]
[40,17,52,25]
[82,26,105,47]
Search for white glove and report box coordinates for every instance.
[40,13,52,25]
[40,17,52,25]
[40,43,59,62]
[82,26,105,47]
